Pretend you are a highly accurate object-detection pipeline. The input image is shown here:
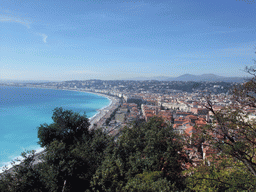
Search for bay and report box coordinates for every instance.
[0,86,110,169]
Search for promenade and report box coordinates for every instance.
[88,93,120,130]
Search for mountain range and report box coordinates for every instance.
[124,74,249,83]
[0,74,250,83]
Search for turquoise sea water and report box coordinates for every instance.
[0,86,110,169]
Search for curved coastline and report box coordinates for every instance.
[0,86,120,173]
[39,88,120,128]
[81,91,120,128]
[30,87,121,129]
[37,88,119,126]
[2,85,120,126]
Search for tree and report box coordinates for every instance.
[186,157,256,191]
[0,107,113,192]
[37,107,90,147]
[37,107,113,192]
[91,117,188,191]
[0,150,47,192]
[124,171,177,192]
[190,66,256,190]
[204,79,256,173]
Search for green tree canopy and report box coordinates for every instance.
[91,117,188,191]
[37,107,113,192]
[37,107,90,147]
[0,107,113,192]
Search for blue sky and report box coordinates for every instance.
[1,0,256,80]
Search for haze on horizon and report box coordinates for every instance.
[1,0,255,81]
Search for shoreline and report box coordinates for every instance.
[43,88,120,128]
[0,85,121,173]
[31,88,121,129]
[83,91,120,129]
[0,85,120,126]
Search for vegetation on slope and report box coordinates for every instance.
[1,68,256,191]
[0,109,186,191]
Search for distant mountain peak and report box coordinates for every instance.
[122,74,246,83]
[168,74,245,82]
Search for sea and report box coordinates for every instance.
[0,86,110,170]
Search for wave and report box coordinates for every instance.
[0,147,45,173]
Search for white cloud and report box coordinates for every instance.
[0,14,47,43]
[0,15,31,28]
[38,33,48,43]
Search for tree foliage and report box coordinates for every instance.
[0,150,47,192]
[203,77,256,176]
[37,107,90,147]
[124,171,177,192]
[186,157,256,191]
[91,117,188,191]
[0,111,187,191]
[188,66,256,191]
[38,108,112,192]
[0,108,113,192]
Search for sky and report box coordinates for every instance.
[1,0,256,81]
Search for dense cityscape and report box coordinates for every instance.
[0,80,242,131]
[1,79,251,159]
[1,77,256,191]
[1,0,255,190]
